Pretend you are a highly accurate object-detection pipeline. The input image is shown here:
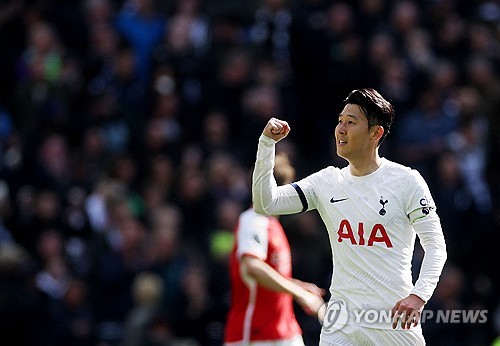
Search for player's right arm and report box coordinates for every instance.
[240,255,325,317]
[252,118,304,215]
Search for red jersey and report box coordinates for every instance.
[224,208,302,344]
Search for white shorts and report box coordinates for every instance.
[225,335,305,346]
[319,325,425,346]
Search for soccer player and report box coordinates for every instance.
[252,88,447,345]
[224,153,326,346]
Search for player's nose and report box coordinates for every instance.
[336,123,347,135]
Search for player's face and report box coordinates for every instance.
[335,104,377,161]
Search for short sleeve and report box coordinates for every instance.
[236,211,269,260]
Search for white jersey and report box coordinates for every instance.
[252,135,447,330]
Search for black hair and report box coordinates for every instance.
[343,88,395,145]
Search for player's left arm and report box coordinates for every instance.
[392,170,447,329]
[407,170,447,303]
[410,209,447,301]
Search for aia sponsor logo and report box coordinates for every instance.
[337,219,393,248]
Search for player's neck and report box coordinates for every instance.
[348,151,382,177]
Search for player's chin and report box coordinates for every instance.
[336,147,347,158]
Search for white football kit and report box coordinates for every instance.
[252,135,447,344]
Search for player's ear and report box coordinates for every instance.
[371,125,384,142]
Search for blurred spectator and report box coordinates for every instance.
[423,264,466,345]
[141,65,185,158]
[0,0,25,108]
[34,230,71,300]
[200,110,232,158]
[84,21,121,92]
[13,188,64,256]
[206,152,248,203]
[48,278,96,346]
[174,263,227,345]
[91,190,147,344]
[14,21,67,136]
[395,88,457,184]
[152,0,210,125]
[240,83,284,162]
[433,11,467,63]
[72,127,110,188]
[208,47,254,130]
[390,0,421,47]
[122,272,164,346]
[209,10,248,69]
[0,131,24,192]
[433,152,467,260]
[357,0,388,37]
[249,0,293,66]
[87,42,145,153]
[378,55,413,120]
[84,0,115,27]
[207,197,242,307]
[138,153,176,221]
[0,180,14,243]
[34,133,72,194]
[0,104,13,150]
[465,57,500,190]
[174,166,215,253]
[114,0,167,84]
[446,87,492,216]
[63,186,93,277]
[85,178,124,234]
[143,203,188,317]
[404,28,437,81]
[0,242,51,345]
[365,32,396,83]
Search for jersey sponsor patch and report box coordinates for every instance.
[253,234,261,244]
[337,219,393,248]
[407,197,434,222]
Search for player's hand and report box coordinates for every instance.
[291,279,325,298]
[294,289,325,320]
[391,294,425,329]
[263,117,290,142]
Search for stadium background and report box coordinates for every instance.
[0,0,498,345]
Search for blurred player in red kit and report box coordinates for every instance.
[224,153,325,346]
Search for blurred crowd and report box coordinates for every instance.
[0,0,499,345]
